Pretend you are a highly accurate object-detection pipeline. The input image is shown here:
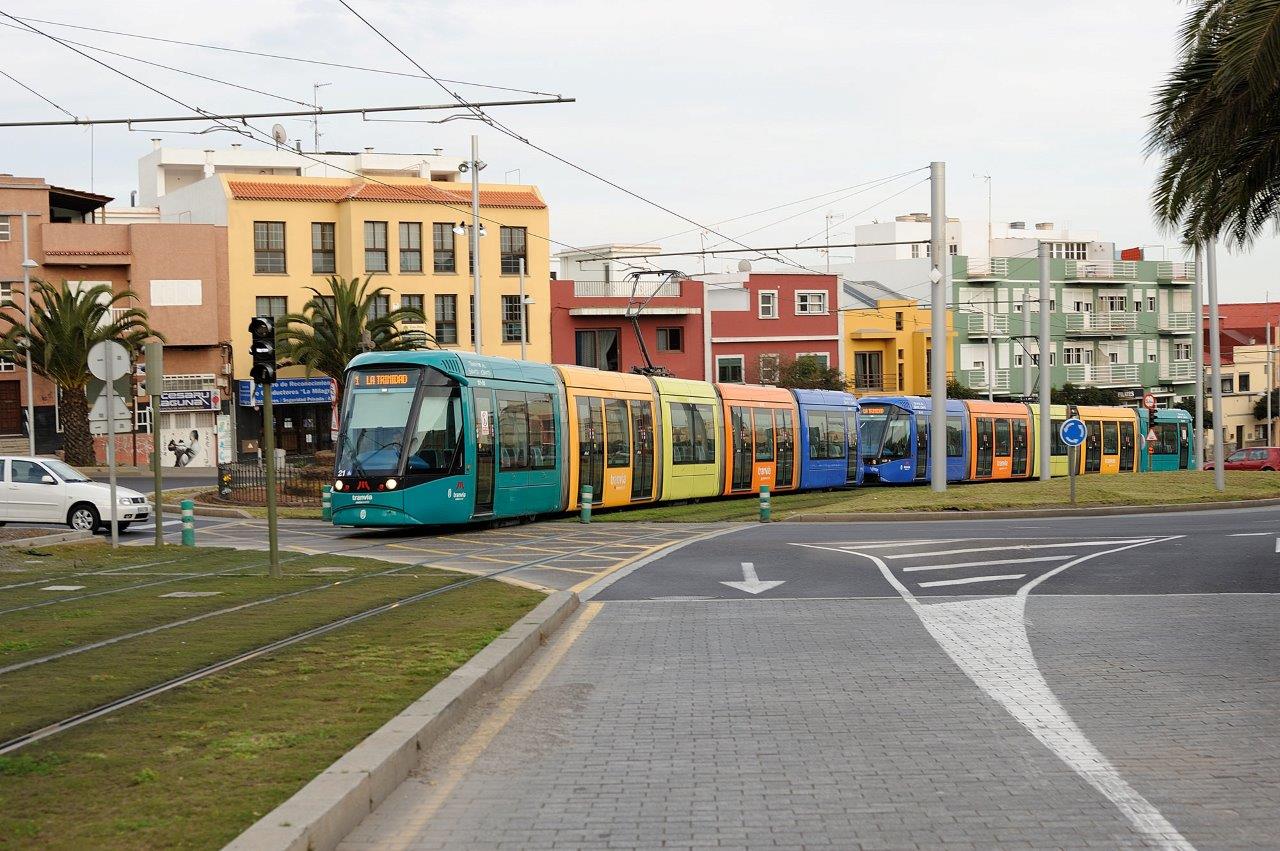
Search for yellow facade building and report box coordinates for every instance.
[842,295,954,395]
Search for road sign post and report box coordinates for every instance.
[1060,417,1087,506]
[89,340,130,549]
[145,343,164,547]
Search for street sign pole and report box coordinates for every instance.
[1059,417,1086,505]
[146,342,164,548]
[104,344,119,550]
[1069,445,1076,505]
[262,382,281,578]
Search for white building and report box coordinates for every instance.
[554,244,661,295]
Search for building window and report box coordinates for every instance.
[717,355,745,383]
[576,329,619,371]
[0,282,11,307]
[1015,353,1025,367]
[1062,346,1090,366]
[433,223,456,273]
[500,226,527,275]
[398,222,422,273]
[1107,351,1119,364]
[911,243,921,259]
[367,294,390,321]
[434,294,457,344]
[1147,296,1157,312]
[854,351,883,391]
[364,221,388,273]
[795,291,828,315]
[894,311,904,330]
[0,356,14,372]
[311,222,336,274]
[1174,342,1192,361]
[1222,376,1234,394]
[1050,242,1088,260]
[798,352,830,368]
[1239,372,1252,392]
[0,216,9,241]
[253,221,286,273]
[948,244,958,255]
[657,327,683,351]
[759,354,781,384]
[135,400,151,433]
[758,290,778,319]
[501,294,527,343]
[255,295,287,318]
[1100,295,1127,312]
[401,294,424,323]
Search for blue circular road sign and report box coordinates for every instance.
[1059,417,1087,447]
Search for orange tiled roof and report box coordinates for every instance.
[227,180,545,209]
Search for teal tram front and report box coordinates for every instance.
[331,351,567,527]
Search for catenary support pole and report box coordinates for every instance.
[1022,291,1032,398]
[1268,323,1273,446]
[105,342,119,549]
[470,134,483,355]
[262,383,282,576]
[519,257,527,361]
[928,161,947,493]
[21,213,35,456]
[1193,245,1204,468]
[146,342,164,547]
[1206,241,1225,491]
[986,329,995,402]
[1038,241,1051,480]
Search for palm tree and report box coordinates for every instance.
[0,280,162,465]
[1148,0,1280,245]
[275,275,432,405]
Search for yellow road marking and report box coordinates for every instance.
[525,565,600,576]
[386,544,457,556]
[377,602,602,851]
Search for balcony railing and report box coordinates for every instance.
[1063,312,1137,334]
[1156,261,1196,282]
[572,280,681,298]
[1160,361,1197,382]
[1157,312,1196,333]
[963,257,1008,279]
[959,368,1010,392]
[964,312,1010,337]
[1063,363,1140,386]
[1065,259,1137,280]
[851,374,899,395]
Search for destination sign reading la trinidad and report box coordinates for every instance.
[354,371,413,388]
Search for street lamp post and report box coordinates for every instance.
[458,135,486,354]
[21,213,37,455]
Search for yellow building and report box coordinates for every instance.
[842,294,954,395]
[216,174,551,372]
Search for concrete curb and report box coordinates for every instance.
[0,529,94,549]
[159,502,255,519]
[786,496,1280,522]
[224,589,580,851]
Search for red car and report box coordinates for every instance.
[1207,446,1280,471]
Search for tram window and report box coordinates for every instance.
[670,403,692,463]
[527,393,556,469]
[754,408,775,462]
[1050,420,1067,456]
[946,416,964,457]
[857,406,889,460]
[339,367,424,476]
[1103,421,1119,455]
[604,399,630,467]
[808,411,827,460]
[497,392,530,470]
[1157,423,1180,455]
[881,408,912,461]
[406,386,462,475]
[825,413,846,460]
[671,402,716,465]
[994,419,1011,456]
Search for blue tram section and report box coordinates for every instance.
[857,396,968,483]
[793,389,862,489]
[1138,407,1195,472]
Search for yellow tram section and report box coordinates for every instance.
[716,383,802,496]
[653,376,724,501]
[556,366,661,509]
[1072,405,1140,475]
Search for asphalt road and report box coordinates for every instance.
[339,505,1280,851]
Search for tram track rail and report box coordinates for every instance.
[0,526,693,755]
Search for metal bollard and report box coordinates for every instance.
[759,484,771,522]
[579,485,593,524]
[321,485,332,522]
[180,499,195,546]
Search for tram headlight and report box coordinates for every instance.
[333,480,344,491]
[385,478,398,490]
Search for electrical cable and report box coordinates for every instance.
[0,67,75,118]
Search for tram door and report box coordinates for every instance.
[630,400,655,500]
[1085,421,1102,473]
[1119,421,1136,471]
[777,410,795,488]
[914,415,928,481]
[1178,424,1190,469]
[976,418,994,478]
[1011,420,1028,477]
[474,391,496,513]
[730,406,753,492]
[576,397,604,504]
[845,413,858,485]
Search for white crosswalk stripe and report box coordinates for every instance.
[901,555,1073,573]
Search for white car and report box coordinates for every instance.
[0,456,153,532]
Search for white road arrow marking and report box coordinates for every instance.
[720,561,785,595]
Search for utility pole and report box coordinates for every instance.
[986,326,995,402]
[1269,323,1274,446]
[20,214,36,455]
[1038,241,1051,480]
[928,161,948,493]
[262,383,280,574]
[1193,246,1204,468]
[312,82,331,152]
[519,257,527,361]
[146,342,164,548]
[1022,291,1032,398]
[1206,241,1225,491]
[467,134,484,355]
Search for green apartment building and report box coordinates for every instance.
[949,255,1197,405]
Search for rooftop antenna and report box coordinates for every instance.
[271,123,288,149]
[311,82,331,152]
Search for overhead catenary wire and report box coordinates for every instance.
[8,14,564,98]
[0,67,75,118]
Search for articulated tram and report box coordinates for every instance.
[330,351,1198,528]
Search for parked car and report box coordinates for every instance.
[0,456,152,532]
[1205,446,1280,472]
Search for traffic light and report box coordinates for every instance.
[248,316,276,384]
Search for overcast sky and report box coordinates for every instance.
[3,0,1277,301]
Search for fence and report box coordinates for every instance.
[216,460,329,506]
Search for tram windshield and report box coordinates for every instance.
[858,405,913,461]
[337,367,462,477]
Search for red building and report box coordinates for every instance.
[550,271,842,382]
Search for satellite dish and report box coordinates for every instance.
[737,259,753,272]
[271,123,289,146]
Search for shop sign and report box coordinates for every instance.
[236,378,336,407]
[159,390,220,412]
